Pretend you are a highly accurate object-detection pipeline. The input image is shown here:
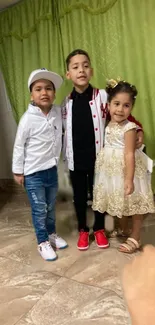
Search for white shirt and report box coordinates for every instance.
[12,104,62,175]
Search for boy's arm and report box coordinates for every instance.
[61,98,67,132]
[12,119,28,176]
[61,98,68,166]
[128,114,143,132]
[128,115,144,149]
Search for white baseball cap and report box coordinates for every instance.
[28,68,63,90]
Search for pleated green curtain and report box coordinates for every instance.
[0,0,64,121]
[0,0,155,190]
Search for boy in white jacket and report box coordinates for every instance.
[12,68,68,261]
[61,49,143,251]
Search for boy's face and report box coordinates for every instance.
[30,79,55,110]
[66,54,93,90]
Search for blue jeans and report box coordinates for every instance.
[24,166,58,244]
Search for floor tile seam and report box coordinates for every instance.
[53,274,123,299]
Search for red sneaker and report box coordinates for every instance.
[94,229,109,248]
[77,231,89,250]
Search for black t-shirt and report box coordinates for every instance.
[71,84,96,170]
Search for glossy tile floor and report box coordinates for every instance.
[0,184,155,325]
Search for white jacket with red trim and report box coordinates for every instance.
[61,88,107,171]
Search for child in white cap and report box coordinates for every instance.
[12,68,68,261]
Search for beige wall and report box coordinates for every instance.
[0,71,17,178]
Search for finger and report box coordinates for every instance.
[122,263,134,286]
[144,244,155,251]
[19,179,23,186]
[143,244,155,256]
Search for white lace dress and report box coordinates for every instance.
[92,121,155,218]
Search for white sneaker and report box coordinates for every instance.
[38,241,57,261]
[49,233,68,249]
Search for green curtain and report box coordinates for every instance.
[0,0,155,191]
[0,0,64,121]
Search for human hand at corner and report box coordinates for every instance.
[136,131,144,149]
[122,245,155,325]
[13,173,24,186]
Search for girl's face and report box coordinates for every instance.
[108,92,133,123]
[31,79,55,111]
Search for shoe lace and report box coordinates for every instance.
[95,230,105,236]
[80,231,88,239]
[41,241,51,250]
[51,233,61,239]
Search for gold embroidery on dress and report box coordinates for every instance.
[93,121,155,217]
[96,149,124,177]
[93,185,155,218]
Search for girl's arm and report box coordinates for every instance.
[124,128,136,195]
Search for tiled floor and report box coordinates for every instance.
[0,185,155,325]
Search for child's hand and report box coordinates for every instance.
[13,174,24,186]
[136,131,143,149]
[124,179,134,195]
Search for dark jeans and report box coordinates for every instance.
[70,169,105,232]
[24,166,58,244]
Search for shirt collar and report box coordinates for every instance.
[71,84,93,100]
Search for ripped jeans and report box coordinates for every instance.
[24,166,58,244]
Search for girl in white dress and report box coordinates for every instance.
[92,79,155,253]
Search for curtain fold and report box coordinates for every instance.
[58,0,118,17]
[0,0,57,41]
[0,0,63,121]
[0,0,155,191]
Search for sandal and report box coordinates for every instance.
[118,237,140,254]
